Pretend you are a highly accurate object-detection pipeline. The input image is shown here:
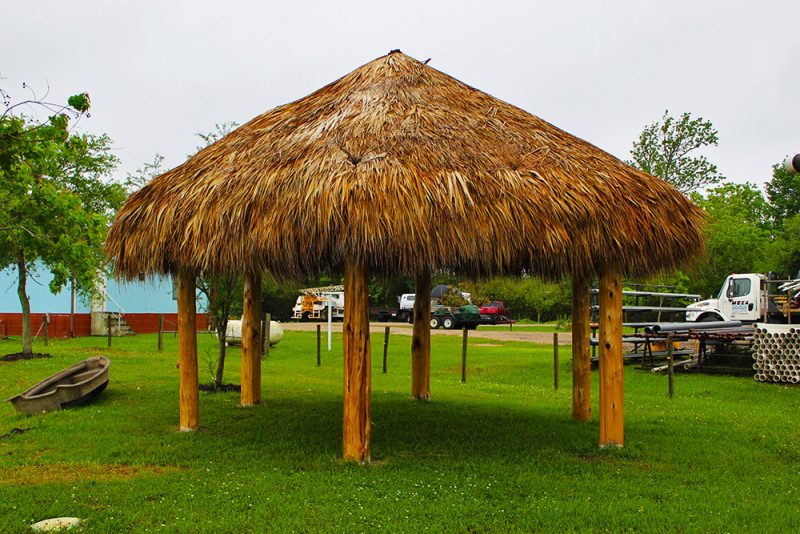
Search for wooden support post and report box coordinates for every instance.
[461,327,468,384]
[383,326,390,374]
[667,333,675,399]
[571,276,591,421]
[107,314,112,348]
[599,267,624,447]
[553,332,559,390]
[317,324,321,366]
[343,261,371,463]
[177,269,199,431]
[240,271,262,407]
[157,314,164,351]
[411,270,432,399]
[43,315,49,347]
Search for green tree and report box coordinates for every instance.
[770,213,800,279]
[0,91,122,355]
[688,183,772,297]
[765,162,800,229]
[629,110,723,194]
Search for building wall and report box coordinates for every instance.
[0,265,207,314]
[0,264,209,337]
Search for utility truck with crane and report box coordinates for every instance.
[292,286,345,321]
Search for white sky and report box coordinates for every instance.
[3,0,799,188]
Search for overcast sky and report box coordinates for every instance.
[3,1,798,189]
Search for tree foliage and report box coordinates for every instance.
[629,111,723,194]
[687,183,772,297]
[1,87,122,354]
[765,162,800,229]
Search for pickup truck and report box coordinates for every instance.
[478,301,515,325]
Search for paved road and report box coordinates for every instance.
[281,321,572,345]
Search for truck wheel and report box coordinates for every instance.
[443,317,456,329]
[430,317,441,329]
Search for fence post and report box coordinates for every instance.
[316,324,321,367]
[382,326,389,374]
[158,314,164,351]
[667,333,674,398]
[553,332,559,390]
[461,327,468,383]
[107,314,112,348]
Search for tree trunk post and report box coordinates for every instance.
[241,271,262,406]
[215,319,227,390]
[177,269,199,431]
[158,313,164,351]
[107,314,112,348]
[17,258,32,356]
[411,270,432,399]
[599,267,624,448]
[343,261,371,463]
[43,315,49,347]
[571,275,592,421]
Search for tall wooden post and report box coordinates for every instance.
[343,261,371,463]
[553,332,559,390]
[241,271,262,406]
[177,269,199,431]
[411,270,432,400]
[599,267,624,447]
[571,275,591,421]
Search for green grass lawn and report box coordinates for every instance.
[1,331,799,532]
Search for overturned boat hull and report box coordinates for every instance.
[7,356,110,414]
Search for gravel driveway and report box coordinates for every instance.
[281,321,571,345]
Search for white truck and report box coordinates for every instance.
[686,273,800,323]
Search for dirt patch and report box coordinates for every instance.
[199,383,241,393]
[1,352,52,362]
[0,463,182,486]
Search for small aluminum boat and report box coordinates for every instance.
[7,356,110,414]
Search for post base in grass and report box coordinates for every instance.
[598,442,623,449]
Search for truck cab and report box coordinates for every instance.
[686,273,765,322]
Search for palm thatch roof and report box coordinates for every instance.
[106,50,704,280]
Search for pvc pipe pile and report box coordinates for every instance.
[752,323,800,384]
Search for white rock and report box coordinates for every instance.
[30,517,82,531]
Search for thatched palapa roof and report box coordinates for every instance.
[106,51,704,280]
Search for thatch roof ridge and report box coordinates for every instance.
[107,50,704,280]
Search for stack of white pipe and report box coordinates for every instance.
[752,323,800,384]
